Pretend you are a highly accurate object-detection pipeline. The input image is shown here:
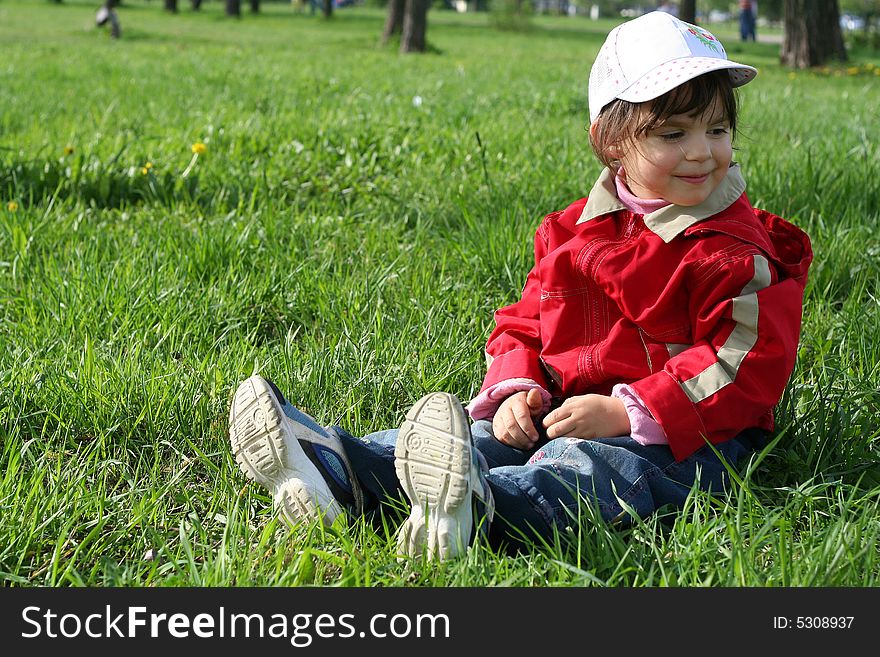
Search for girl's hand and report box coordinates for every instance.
[542,394,630,440]
[493,389,544,450]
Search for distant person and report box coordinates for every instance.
[740,0,757,41]
[226,12,812,561]
[95,1,121,39]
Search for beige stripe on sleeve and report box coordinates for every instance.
[681,255,772,404]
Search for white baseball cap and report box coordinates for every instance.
[588,11,757,124]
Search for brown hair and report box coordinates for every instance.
[589,70,738,172]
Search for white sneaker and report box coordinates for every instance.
[229,375,363,527]
[395,392,494,560]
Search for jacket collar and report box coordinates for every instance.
[577,165,748,243]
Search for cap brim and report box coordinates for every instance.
[616,57,757,105]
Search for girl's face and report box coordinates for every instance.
[617,102,733,207]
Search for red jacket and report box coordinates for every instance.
[478,166,813,461]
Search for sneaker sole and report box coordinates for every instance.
[395,392,473,560]
[229,376,342,526]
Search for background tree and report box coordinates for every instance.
[250,0,260,12]
[226,0,241,17]
[323,0,334,18]
[400,0,429,52]
[383,0,405,44]
[164,0,178,12]
[679,0,696,22]
[191,0,203,9]
[781,0,848,67]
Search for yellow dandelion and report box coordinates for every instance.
[875,68,880,76]
[191,142,207,155]
[788,72,796,80]
[847,66,860,75]
[7,201,18,212]
[63,145,74,156]
[140,167,149,175]
[866,63,875,70]
[145,162,153,170]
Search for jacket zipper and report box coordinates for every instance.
[579,215,638,384]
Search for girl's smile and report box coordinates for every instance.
[677,173,710,184]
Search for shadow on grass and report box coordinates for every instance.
[1,157,200,210]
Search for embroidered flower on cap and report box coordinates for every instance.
[687,26,721,52]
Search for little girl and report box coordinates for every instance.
[228,11,813,560]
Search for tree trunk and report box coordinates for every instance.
[382,0,405,44]
[781,0,847,68]
[226,0,241,17]
[250,0,259,12]
[400,0,428,53]
[164,0,178,12]
[191,0,202,9]
[679,0,696,24]
[323,0,333,18]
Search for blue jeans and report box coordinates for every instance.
[740,9,756,41]
[330,420,768,553]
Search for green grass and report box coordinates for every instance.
[1,0,879,587]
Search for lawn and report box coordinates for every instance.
[1,0,879,587]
